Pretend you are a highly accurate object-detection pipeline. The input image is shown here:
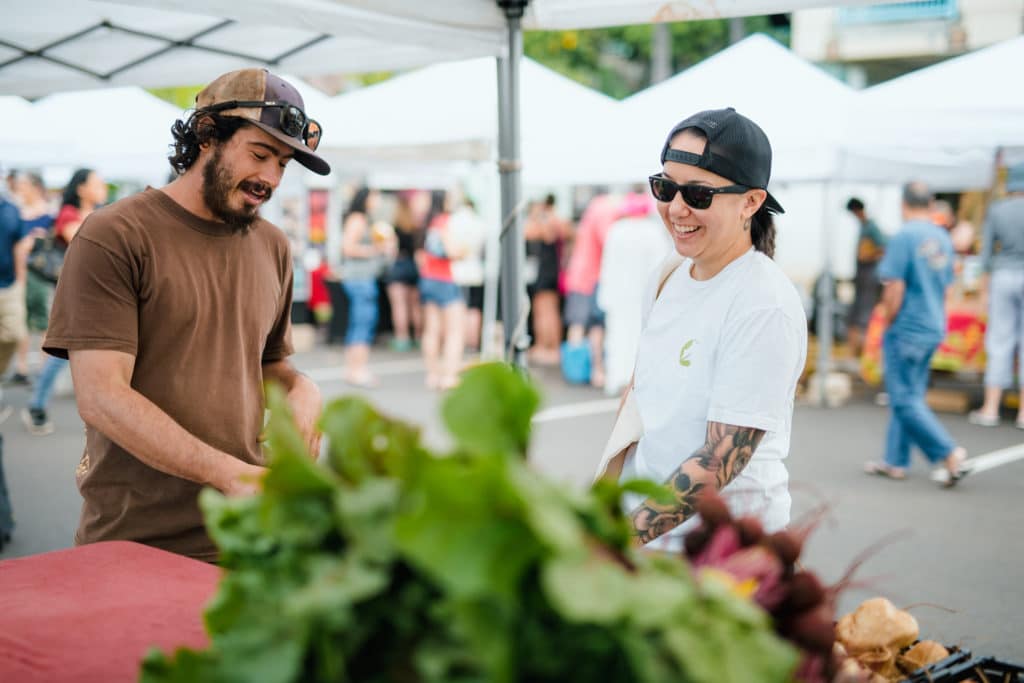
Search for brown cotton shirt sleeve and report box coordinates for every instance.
[44,231,140,359]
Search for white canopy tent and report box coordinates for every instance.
[27,86,185,186]
[0,95,70,169]
[1,0,885,96]
[319,56,621,187]
[842,36,1024,191]
[613,34,857,185]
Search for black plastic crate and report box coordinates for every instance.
[901,648,1024,682]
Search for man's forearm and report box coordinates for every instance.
[630,423,765,545]
[77,382,254,492]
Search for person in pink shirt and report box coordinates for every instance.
[562,192,622,388]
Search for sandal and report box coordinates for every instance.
[343,373,379,389]
[967,410,1000,427]
[864,461,907,480]
[939,447,970,489]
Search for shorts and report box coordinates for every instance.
[848,275,881,329]
[419,278,464,307]
[465,285,484,311]
[0,282,27,344]
[385,257,418,286]
[564,290,604,330]
[341,279,379,345]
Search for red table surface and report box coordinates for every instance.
[0,541,220,683]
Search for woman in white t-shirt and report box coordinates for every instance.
[606,108,808,552]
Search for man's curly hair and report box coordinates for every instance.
[168,110,247,175]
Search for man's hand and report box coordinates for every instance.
[290,377,323,459]
[263,360,323,460]
[218,461,267,497]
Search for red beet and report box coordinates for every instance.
[695,493,732,529]
[785,570,827,614]
[781,603,836,654]
[764,529,803,567]
[736,517,764,546]
[692,524,742,567]
[683,524,711,558]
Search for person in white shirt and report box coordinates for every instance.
[604,108,808,551]
[597,191,670,397]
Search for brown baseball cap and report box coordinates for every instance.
[195,68,330,175]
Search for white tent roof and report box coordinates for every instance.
[318,57,622,186]
[3,0,885,98]
[840,36,1024,189]
[0,96,71,169]
[28,87,185,184]
[610,34,856,184]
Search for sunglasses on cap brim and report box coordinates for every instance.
[648,174,750,210]
[205,100,322,152]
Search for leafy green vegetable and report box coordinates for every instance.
[142,363,797,683]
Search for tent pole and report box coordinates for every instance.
[816,175,836,407]
[496,0,529,369]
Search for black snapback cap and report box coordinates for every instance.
[660,107,783,214]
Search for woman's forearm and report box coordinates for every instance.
[629,422,765,545]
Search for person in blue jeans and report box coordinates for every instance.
[864,181,968,487]
[339,187,394,388]
[22,168,107,435]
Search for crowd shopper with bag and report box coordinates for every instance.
[12,172,54,386]
[339,187,395,388]
[21,168,107,435]
[383,191,425,352]
[417,191,468,391]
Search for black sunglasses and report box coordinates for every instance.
[648,175,749,209]
[206,100,322,152]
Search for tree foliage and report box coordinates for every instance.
[524,19,790,99]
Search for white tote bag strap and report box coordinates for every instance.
[594,253,685,479]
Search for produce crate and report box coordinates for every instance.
[901,648,1024,682]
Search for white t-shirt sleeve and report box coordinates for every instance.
[707,306,802,433]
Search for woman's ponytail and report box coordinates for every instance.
[750,205,776,259]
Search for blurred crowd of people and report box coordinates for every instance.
[0,167,108,435]
[294,184,673,397]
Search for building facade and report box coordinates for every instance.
[791,0,1023,85]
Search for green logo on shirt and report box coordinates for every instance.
[679,339,695,367]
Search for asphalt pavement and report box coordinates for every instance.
[2,344,1022,659]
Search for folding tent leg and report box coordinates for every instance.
[496,10,529,369]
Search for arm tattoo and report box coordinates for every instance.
[630,422,765,545]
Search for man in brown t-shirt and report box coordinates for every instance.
[43,69,330,562]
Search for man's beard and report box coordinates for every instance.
[201,146,272,233]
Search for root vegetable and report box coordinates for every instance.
[781,603,836,654]
[695,494,732,528]
[856,648,899,680]
[764,530,802,567]
[836,598,919,655]
[784,570,827,614]
[897,640,950,673]
[736,517,764,546]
